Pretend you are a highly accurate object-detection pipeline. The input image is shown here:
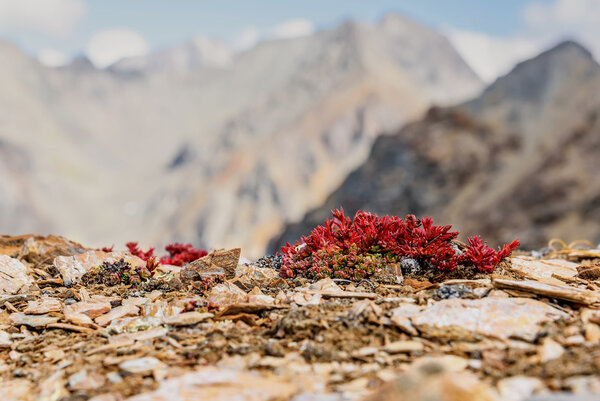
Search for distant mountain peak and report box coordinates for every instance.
[544,40,594,59]
[109,36,233,74]
[465,39,599,111]
[505,39,596,78]
[379,13,421,27]
[67,55,97,72]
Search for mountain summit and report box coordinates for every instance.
[110,36,234,74]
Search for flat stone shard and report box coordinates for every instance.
[65,301,112,319]
[0,330,12,347]
[510,257,579,283]
[183,248,241,281]
[95,304,140,326]
[54,250,145,286]
[235,265,279,288]
[9,313,60,328]
[390,303,423,336]
[207,282,247,306]
[410,298,568,341]
[0,255,33,294]
[162,311,213,326]
[23,297,62,314]
[18,235,86,265]
[365,365,495,401]
[494,279,600,305]
[384,340,424,354]
[125,367,298,401]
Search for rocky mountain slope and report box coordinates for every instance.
[0,14,482,257]
[273,41,600,251]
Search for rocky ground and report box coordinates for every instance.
[1,234,600,401]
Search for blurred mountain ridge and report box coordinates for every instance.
[0,14,483,256]
[273,40,600,251]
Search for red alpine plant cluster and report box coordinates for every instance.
[280,208,519,280]
[126,242,208,266]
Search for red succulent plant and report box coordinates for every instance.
[124,242,208,266]
[126,242,155,261]
[160,243,208,266]
[280,208,519,280]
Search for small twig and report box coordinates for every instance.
[358,279,376,291]
[35,279,64,286]
[332,279,353,285]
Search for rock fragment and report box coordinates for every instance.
[509,257,579,283]
[364,363,495,401]
[17,235,86,265]
[124,366,298,401]
[182,248,241,281]
[389,303,422,336]
[95,304,140,326]
[65,301,112,319]
[539,337,565,363]
[207,282,247,306]
[23,297,62,314]
[409,297,567,341]
[9,313,60,328]
[494,279,600,305]
[384,340,424,354]
[0,330,12,347]
[119,357,166,375]
[0,255,33,294]
[584,323,600,343]
[0,379,33,401]
[235,264,280,288]
[496,376,545,401]
[162,311,213,326]
[68,370,106,391]
[54,250,145,286]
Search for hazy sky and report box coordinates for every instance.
[1,0,598,81]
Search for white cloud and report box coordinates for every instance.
[523,0,600,27]
[446,0,600,82]
[522,0,600,57]
[233,26,260,51]
[85,29,149,68]
[445,28,541,82]
[269,18,314,40]
[0,0,85,37]
[38,48,68,67]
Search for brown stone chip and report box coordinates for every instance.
[46,323,97,334]
[493,278,600,305]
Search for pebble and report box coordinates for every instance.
[497,376,545,401]
[119,357,166,375]
[162,311,213,326]
[23,297,62,314]
[539,337,565,363]
[584,323,600,343]
[384,340,424,354]
[0,255,33,294]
